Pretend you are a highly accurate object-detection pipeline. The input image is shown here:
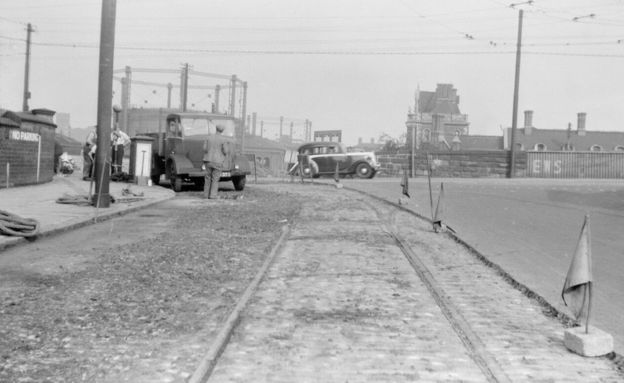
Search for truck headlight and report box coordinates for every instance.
[201,164,206,171]
[234,164,239,170]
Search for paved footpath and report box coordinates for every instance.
[0,172,174,251]
[208,184,622,382]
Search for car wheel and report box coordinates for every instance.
[233,175,246,191]
[355,163,373,179]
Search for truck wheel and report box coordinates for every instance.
[233,176,246,191]
[194,177,205,190]
[172,176,183,192]
[151,174,161,186]
[355,163,374,179]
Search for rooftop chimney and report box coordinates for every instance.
[524,110,533,135]
[31,108,56,122]
[577,112,586,136]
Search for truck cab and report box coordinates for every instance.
[148,112,250,192]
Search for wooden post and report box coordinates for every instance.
[426,153,434,226]
[509,9,523,178]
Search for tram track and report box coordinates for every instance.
[188,225,292,383]
[366,200,511,383]
[185,185,623,382]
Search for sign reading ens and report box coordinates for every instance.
[9,130,40,142]
[532,159,562,175]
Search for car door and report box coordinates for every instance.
[311,146,332,174]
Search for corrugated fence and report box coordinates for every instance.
[526,151,624,178]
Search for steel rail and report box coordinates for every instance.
[188,224,291,383]
[362,200,510,383]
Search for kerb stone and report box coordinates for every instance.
[564,326,613,357]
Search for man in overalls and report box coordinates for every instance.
[203,125,230,199]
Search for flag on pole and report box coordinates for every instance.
[433,182,445,229]
[562,214,593,323]
[400,168,410,198]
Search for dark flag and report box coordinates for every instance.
[400,168,410,198]
[562,214,593,325]
[433,182,444,231]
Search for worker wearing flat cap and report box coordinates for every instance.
[203,125,230,199]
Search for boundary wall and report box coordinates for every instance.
[377,151,526,178]
[0,109,57,188]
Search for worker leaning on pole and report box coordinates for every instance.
[82,128,97,181]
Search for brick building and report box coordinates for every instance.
[1,108,58,187]
[504,111,624,152]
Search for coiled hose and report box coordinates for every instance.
[0,210,40,237]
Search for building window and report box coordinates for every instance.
[590,145,603,152]
[614,146,624,151]
[534,143,547,151]
[423,129,431,142]
[515,143,524,151]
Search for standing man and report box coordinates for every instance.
[203,125,230,199]
[110,126,130,174]
[82,127,97,180]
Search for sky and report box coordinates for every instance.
[1,0,623,145]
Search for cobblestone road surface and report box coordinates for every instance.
[207,184,623,382]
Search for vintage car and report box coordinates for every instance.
[288,141,380,179]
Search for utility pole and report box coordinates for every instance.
[214,85,221,113]
[120,65,130,132]
[180,63,189,111]
[509,9,523,178]
[22,23,34,112]
[229,75,237,116]
[279,116,284,141]
[166,83,172,108]
[240,81,247,152]
[94,0,117,208]
[304,119,308,142]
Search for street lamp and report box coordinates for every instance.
[406,119,418,178]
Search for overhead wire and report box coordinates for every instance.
[3,2,623,59]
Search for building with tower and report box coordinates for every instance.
[405,84,470,151]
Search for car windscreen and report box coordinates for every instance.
[181,118,235,137]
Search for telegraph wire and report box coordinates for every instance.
[524,50,624,58]
[28,41,520,55]
[23,37,624,56]
[0,35,26,42]
[0,16,29,26]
